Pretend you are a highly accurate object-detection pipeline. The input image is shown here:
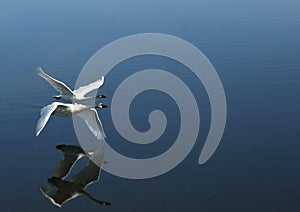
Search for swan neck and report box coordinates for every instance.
[78,96,96,101]
[76,105,94,113]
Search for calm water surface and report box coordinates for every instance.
[0,1,300,211]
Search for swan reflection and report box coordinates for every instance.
[41,144,110,207]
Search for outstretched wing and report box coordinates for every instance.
[52,145,85,179]
[52,154,80,179]
[73,76,104,99]
[40,185,74,207]
[36,102,59,136]
[71,147,105,188]
[76,108,106,140]
[37,67,74,96]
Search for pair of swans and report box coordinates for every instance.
[36,67,107,140]
[40,144,110,207]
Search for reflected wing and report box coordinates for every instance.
[56,144,85,155]
[40,186,74,207]
[73,76,104,99]
[37,67,74,96]
[52,154,79,179]
[71,147,105,187]
[70,161,100,188]
[36,102,59,136]
[76,108,106,140]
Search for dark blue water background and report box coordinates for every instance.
[0,0,299,211]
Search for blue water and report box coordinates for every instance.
[1,0,300,211]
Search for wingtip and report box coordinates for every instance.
[100,76,105,83]
[103,131,107,139]
[36,129,41,137]
[37,66,44,75]
[98,132,106,141]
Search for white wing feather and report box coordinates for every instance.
[73,76,104,99]
[36,102,59,136]
[76,108,106,140]
[37,67,74,96]
[71,147,104,187]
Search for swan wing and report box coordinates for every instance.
[52,154,80,179]
[76,108,106,140]
[70,160,100,187]
[71,147,104,187]
[52,144,86,178]
[36,102,59,136]
[37,67,74,96]
[40,184,73,207]
[73,76,104,99]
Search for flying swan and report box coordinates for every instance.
[37,67,106,102]
[36,102,107,140]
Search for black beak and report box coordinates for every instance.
[101,104,108,108]
[98,94,106,98]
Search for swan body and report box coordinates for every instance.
[37,67,106,103]
[36,102,107,140]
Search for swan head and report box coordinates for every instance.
[96,94,106,98]
[96,103,107,108]
[52,95,61,100]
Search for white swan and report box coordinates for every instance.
[36,102,107,140]
[37,67,106,102]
